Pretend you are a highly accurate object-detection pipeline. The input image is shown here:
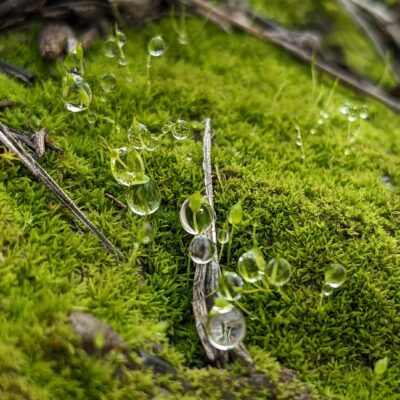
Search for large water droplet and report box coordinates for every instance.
[325,263,346,288]
[189,235,215,264]
[265,257,292,286]
[148,35,167,57]
[172,119,190,140]
[118,56,127,66]
[101,73,117,92]
[128,119,150,150]
[217,228,230,244]
[127,180,161,216]
[218,271,244,301]
[237,249,264,283]
[179,198,213,235]
[62,73,92,112]
[104,38,120,58]
[206,306,246,350]
[110,147,149,187]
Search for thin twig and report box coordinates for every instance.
[0,60,34,86]
[192,119,253,367]
[181,0,400,113]
[0,123,123,258]
[0,100,16,110]
[105,192,127,209]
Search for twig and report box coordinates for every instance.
[0,122,123,258]
[0,100,16,110]
[181,0,400,113]
[105,192,127,209]
[336,0,400,82]
[0,60,34,86]
[192,119,253,367]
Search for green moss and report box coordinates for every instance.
[0,3,400,399]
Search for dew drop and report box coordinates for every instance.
[265,257,292,286]
[325,263,346,288]
[100,73,117,93]
[206,306,246,350]
[295,139,303,147]
[217,228,230,244]
[148,35,167,57]
[110,147,149,186]
[179,198,213,235]
[186,153,193,161]
[189,235,215,264]
[310,128,317,135]
[128,119,150,150]
[87,111,97,124]
[359,105,369,120]
[115,30,127,47]
[118,56,127,66]
[127,180,161,216]
[172,119,190,140]
[237,249,264,283]
[63,50,85,75]
[62,73,92,112]
[322,282,334,297]
[217,271,244,301]
[137,221,153,244]
[104,38,119,58]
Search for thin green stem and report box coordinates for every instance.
[146,54,152,95]
[227,225,235,268]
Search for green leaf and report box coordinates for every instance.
[75,42,84,60]
[189,191,203,213]
[228,201,243,225]
[374,357,389,376]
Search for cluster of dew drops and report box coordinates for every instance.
[60,30,194,241]
[60,27,349,353]
[178,193,348,351]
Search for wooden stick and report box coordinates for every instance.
[192,119,253,367]
[0,122,123,258]
[181,0,400,113]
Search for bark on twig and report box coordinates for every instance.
[193,119,253,367]
[182,0,400,113]
[0,122,123,258]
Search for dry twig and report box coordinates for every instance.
[182,0,400,112]
[193,119,253,367]
[0,122,123,258]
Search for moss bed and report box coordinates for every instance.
[1,1,400,399]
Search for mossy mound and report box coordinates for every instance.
[1,2,400,399]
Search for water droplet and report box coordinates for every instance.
[100,73,117,93]
[320,111,330,119]
[359,105,369,120]
[217,271,244,301]
[127,180,161,216]
[265,257,292,286]
[347,114,357,122]
[148,35,167,57]
[118,56,127,66]
[62,73,92,112]
[237,249,264,283]
[217,228,230,244]
[340,101,351,115]
[295,139,303,147]
[128,119,150,150]
[186,153,193,161]
[171,119,190,140]
[344,147,351,156]
[87,111,97,124]
[137,221,153,244]
[110,147,149,186]
[189,235,215,264]
[104,38,119,58]
[63,50,85,75]
[322,282,334,297]
[115,30,127,47]
[178,31,189,45]
[162,122,173,135]
[310,128,317,135]
[206,306,246,350]
[179,198,213,235]
[325,263,346,288]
